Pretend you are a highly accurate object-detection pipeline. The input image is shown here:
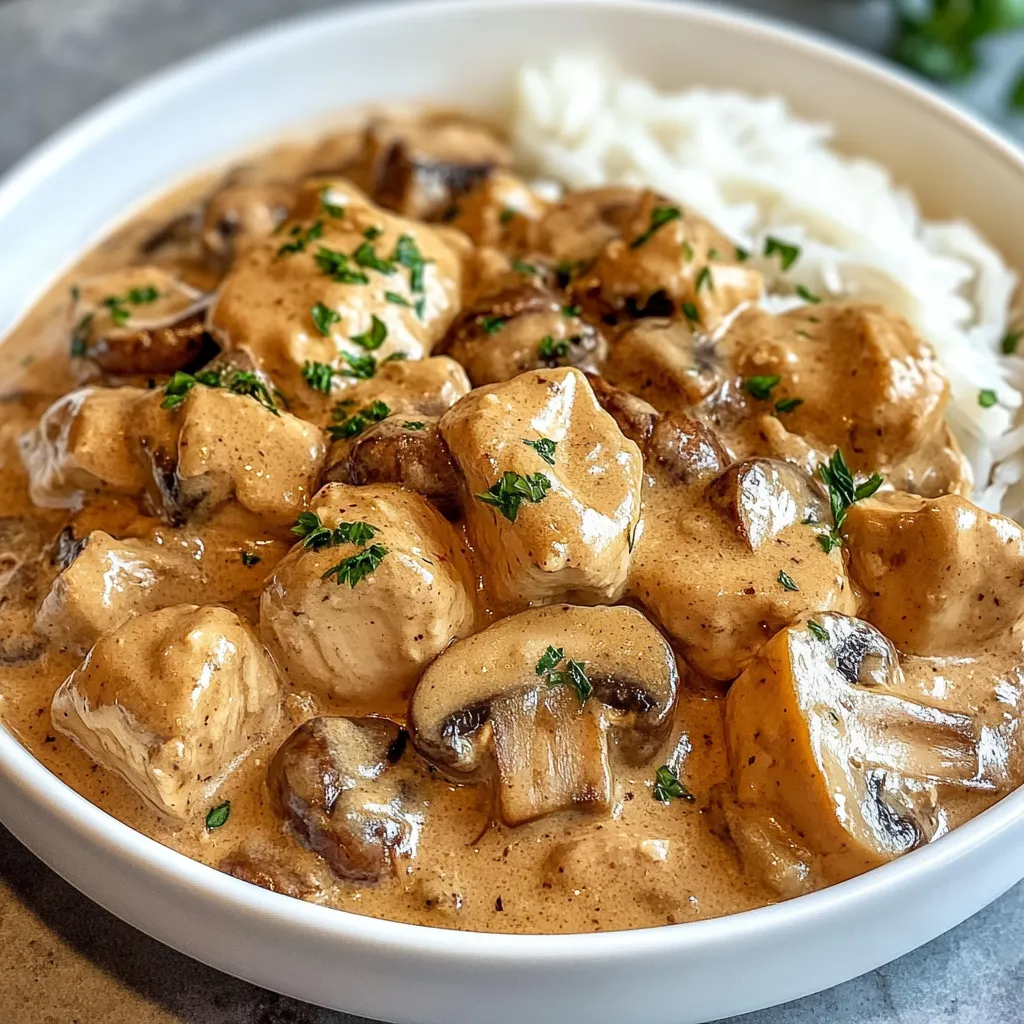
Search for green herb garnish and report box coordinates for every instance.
[535,646,591,704]
[328,400,391,440]
[681,301,701,325]
[1001,330,1022,355]
[160,368,223,409]
[652,765,695,804]
[695,266,714,293]
[522,437,557,465]
[311,302,340,337]
[745,374,781,400]
[538,336,569,363]
[351,314,388,351]
[796,284,822,304]
[979,388,999,408]
[205,801,231,830]
[321,544,389,586]
[393,234,428,293]
[535,645,565,677]
[500,207,517,225]
[512,258,539,276]
[816,449,883,551]
[402,421,426,431]
[339,351,377,380]
[320,188,346,219]
[778,570,799,592]
[764,236,801,271]
[774,396,804,414]
[630,205,682,249]
[226,370,279,416]
[353,240,395,275]
[301,360,336,394]
[277,220,324,257]
[315,246,370,285]
[475,471,551,523]
[479,315,506,335]
[807,620,829,643]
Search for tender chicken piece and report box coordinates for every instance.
[210,179,463,399]
[325,416,461,518]
[630,457,855,681]
[268,716,424,881]
[603,318,725,413]
[844,492,1024,655]
[717,303,952,479]
[201,180,294,268]
[172,385,325,526]
[530,187,642,265]
[260,483,476,713]
[438,283,606,387]
[726,613,986,889]
[440,368,643,610]
[331,355,470,417]
[35,529,205,653]
[572,190,762,327]
[348,116,511,221]
[51,604,281,820]
[410,604,677,826]
[446,170,548,251]
[68,266,211,379]
[19,386,176,510]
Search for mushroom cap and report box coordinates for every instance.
[726,612,984,885]
[409,603,678,776]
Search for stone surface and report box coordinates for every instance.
[1,1,1023,1022]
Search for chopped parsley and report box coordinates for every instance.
[383,351,408,363]
[353,240,395,274]
[1001,330,1022,355]
[562,304,582,318]
[321,543,389,586]
[499,207,517,225]
[351,314,388,351]
[979,388,999,408]
[695,266,714,293]
[319,188,346,219]
[328,400,391,440]
[627,521,640,553]
[70,312,93,357]
[385,291,426,318]
[479,315,506,335]
[241,552,261,567]
[681,301,701,325]
[402,421,426,431]
[745,374,782,401]
[816,449,883,552]
[339,351,377,380]
[292,511,378,550]
[778,570,799,592]
[734,245,750,262]
[301,360,337,394]
[807,620,830,643]
[512,258,540,277]
[535,646,591,704]
[310,301,341,337]
[774,396,804,414]
[682,241,695,262]
[652,765,695,804]
[101,285,160,326]
[764,236,801,271]
[363,226,383,241]
[795,284,822,304]
[161,369,222,409]
[522,437,557,465]
[277,220,324,257]
[538,336,570,364]
[205,801,231,830]
[475,471,551,523]
[226,370,279,416]
[393,233,429,293]
[555,259,585,288]
[535,645,565,677]
[314,246,370,285]
[630,205,682,249]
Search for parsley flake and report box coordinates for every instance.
[512,258,539,277]
[329,400,391,440]
[816,449,884,550]
[630,205,682,248]
[979,388,999,408]
[315,246,370,285]
[775,396,804,414]
[695,266,714,293]
[745,374,781,400]
[764,236,801,270]
[807,620,830,643]
[301,360,336,394]
[339,351,377,380]
[796,284,822,304]
[353,240,395,274]
[681,301,701,325]
[402,421,426,431]
[1001,330,1022,355]
[277,220,324,257]
[778,570,800,592]
[321,543,389,586]
[310,302,340,337]
[393,234,429,293]
[652,765,695,804]
[320,188,346,219]
[351,314,388,351]
[538,336,570,364]
[205,801,231,830]
[479,315,506,335]
[522,437,557,465]
[475,471,551,523]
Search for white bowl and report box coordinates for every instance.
[2,2,1024,1022]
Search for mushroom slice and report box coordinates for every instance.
[707,458,829,551]
[440,368,642,609]
[726,613,984,886]
[260,483,476,713]
[0,516,58,664]
[439,283,606,387]
[352,117,511,221]
[325,416,461,518]
[843,492,1024,655]
[584,373,659,449]
[647,413,731,488]
[409,605,678,827]
[51,605,281,820]
[201,180,294,268]
[604,318,725,413]
[267,716,422,882]
[219,844,322,901]
[69,266,212,378]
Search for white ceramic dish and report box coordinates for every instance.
[2,2,1024,1021]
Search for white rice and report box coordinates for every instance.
[512,55,1023,516]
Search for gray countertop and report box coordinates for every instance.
[2,1,1024,1022]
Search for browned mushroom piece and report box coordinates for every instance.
[350,117,511,221]
[267,716,421,882]
[438,283,607,387]
[325,416,462,518]
[409,605,678,827]
[219,844,323,901]
[70,266,213,378]
[707,458,830,550]
[584,373,659,448]
[0,516,54,664]
[201,180,294,268]
[604,318,725,413]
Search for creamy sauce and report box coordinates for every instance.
[0,114,1018,936]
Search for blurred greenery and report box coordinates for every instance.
[891,0,1024,107]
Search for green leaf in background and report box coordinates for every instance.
[1011,66,1024,108]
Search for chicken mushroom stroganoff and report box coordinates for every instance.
[2,98,1024,936]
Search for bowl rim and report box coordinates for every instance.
[2,0,1024,962]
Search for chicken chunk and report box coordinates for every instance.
[260,483,476,713]
[440,368,643,610]
[844,492,1024,655]
[439,283,606,387]
[173,385,325,525]
[201,180,294,268]
[331,355,470,417]
[446,170,548,251]
[210,179,463,399]
[51,604,281,819]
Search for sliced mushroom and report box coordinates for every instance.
[584,373,659,448]
[843,492,1024,655]
[647,414,731,488]
[0,516,57,664]
[219,844,323,901]
[409,604,678,826]
[604,318,724,413]
[267,716,422,882]
[438,283,606,387]
[725,613,985,888]
[201,180,294,268]
[707,458,830,551]
[325,416,461,518]
[69,266,213,378]
[51,604,281,820]
[351,117,511,221]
